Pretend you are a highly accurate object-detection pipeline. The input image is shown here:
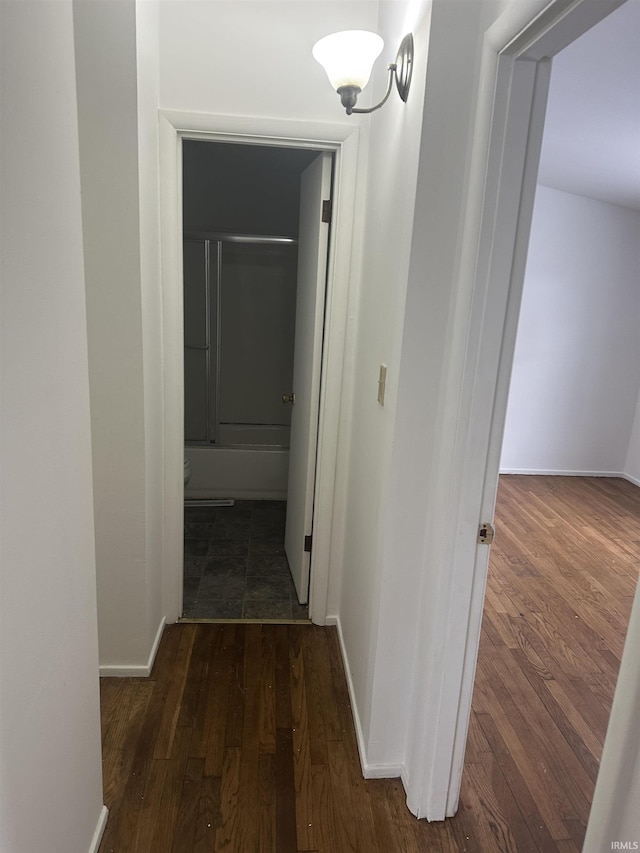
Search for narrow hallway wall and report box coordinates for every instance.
[0,1,105,849]
[75,0,164,671]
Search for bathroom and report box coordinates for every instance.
[181,139,325,620]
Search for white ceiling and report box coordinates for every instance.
[537,0,640,211]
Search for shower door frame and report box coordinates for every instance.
[183,235,218,447]
[159,110,362,626]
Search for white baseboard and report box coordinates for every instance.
[364,761,404,779]
[88,805,108,853]
[333,617,403,781]
[334,618,369,774]
[499,468,640,488]
[146,615,167,672]
[499,468,624,477]
[99,616,166,678]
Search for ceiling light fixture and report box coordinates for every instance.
[312,30,414,115]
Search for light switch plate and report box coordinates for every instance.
[378,364,387,405]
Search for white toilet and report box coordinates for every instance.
[184,458,191,486]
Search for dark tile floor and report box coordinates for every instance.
[182,500,310,621]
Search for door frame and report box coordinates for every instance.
[285,151,334,606]
[403,0,628,820]
[158,110,362,626]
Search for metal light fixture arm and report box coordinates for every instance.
[345,63,396,114]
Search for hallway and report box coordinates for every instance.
[99,622,474,852]
[99,476,639,851]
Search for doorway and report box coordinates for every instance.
[158,112,360,629]
[180,140,332,621]
[464,5,640,838]
[403,0,636,823]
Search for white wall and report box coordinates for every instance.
[159,1,379,123]
[0,1,105,850]
[501,185,640,477]
[74,0,164,671]
[337,0,434,769]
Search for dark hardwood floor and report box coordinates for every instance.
[99,476,639,852]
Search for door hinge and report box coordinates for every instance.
[322,199,332,224]
[304,534,313,553]
[477,523,495,545]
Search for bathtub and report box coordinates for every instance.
[184,445,289,501]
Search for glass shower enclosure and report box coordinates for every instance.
[183,233,298,498]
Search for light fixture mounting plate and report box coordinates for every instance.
[395,33,414,102]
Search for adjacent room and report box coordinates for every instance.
[466,2,640,846]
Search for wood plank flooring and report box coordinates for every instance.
[99,476,640,852]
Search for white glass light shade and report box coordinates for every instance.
[312,30,384,92]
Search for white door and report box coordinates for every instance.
[285,152,332,604]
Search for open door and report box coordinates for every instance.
[285,152,332,604]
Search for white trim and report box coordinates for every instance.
[334,617,403,781]
[147,615,167,673]
[364,763,404,780]
[159,110,355,146]
[500,468,640,486]
[99,665,154,678]
[499,468,629,478]
[500,469,640,487]
[99,617,166,678]
[404,0,627,822]
[87,805,108,853]
[158,110,362,628]
[334,617,368,772]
